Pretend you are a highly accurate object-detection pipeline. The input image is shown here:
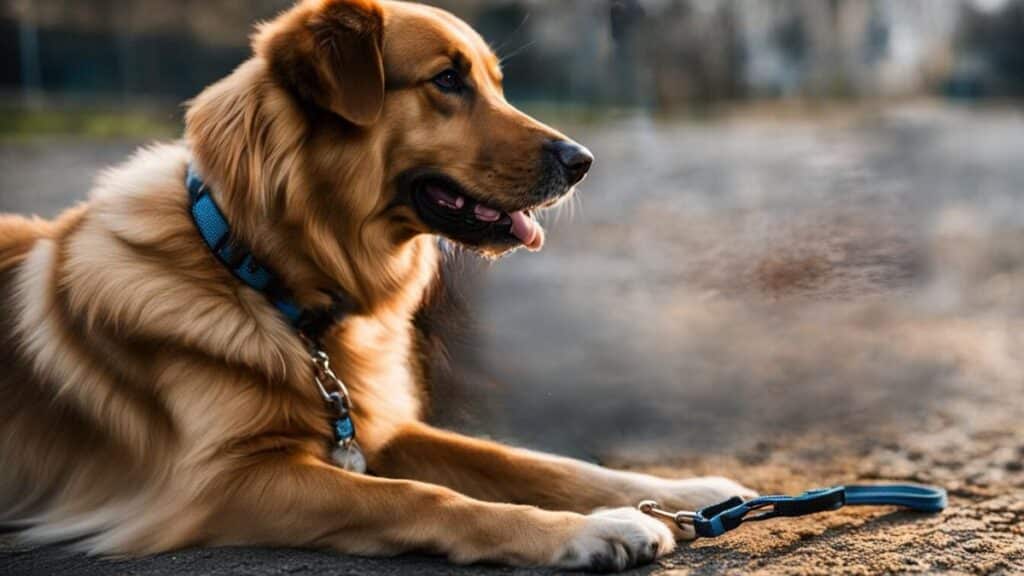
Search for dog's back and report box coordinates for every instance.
[0,206,112,537]
[0,214,52,524]
[0,215,52,274]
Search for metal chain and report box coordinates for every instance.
[307,342,353,414]
[303,337,366,473]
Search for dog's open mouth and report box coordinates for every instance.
[410,176,544,252]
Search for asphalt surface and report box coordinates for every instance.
[1,102,1023,574]
[0,536,555,576]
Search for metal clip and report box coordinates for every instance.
[310,349,352,404]
[637,500,697,529]
[304,340,366,474]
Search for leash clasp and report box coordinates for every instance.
[638,486,848,538]
[637,500,697,529]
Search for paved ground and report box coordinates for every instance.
[1,102,1023,574]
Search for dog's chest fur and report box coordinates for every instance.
[0,144,438,550]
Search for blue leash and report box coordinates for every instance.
[639,483,947,538]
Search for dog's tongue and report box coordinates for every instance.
[509,211,544,251]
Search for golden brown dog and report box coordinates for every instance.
[0,0,754,570]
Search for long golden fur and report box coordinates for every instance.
[0,1,753,570]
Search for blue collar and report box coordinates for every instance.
[186,164,349,342]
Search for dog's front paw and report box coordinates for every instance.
[555,508,675,572]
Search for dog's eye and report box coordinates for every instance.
[432,69,464,94]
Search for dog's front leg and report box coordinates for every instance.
[371,423,756,538]
[203,453,674,571]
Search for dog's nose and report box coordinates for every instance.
[547,140,594,186]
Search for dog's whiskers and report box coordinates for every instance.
[492,12,531,57]
[571,192,583,222]
[499,40,538,65]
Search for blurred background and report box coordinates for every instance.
[3,0,1023,111]
[1,0,1022,472]
[0,0,1019,109]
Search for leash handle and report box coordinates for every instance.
[842,484,947,512]
[640,483,947,538]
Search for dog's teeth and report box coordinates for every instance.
[426,185,464,210]
[474,204,502,222]
[436,197,464,210]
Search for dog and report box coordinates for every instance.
[0,0,755,571]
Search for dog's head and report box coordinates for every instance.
[191,0,592,268]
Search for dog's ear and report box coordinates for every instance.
[256,0,385,127]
